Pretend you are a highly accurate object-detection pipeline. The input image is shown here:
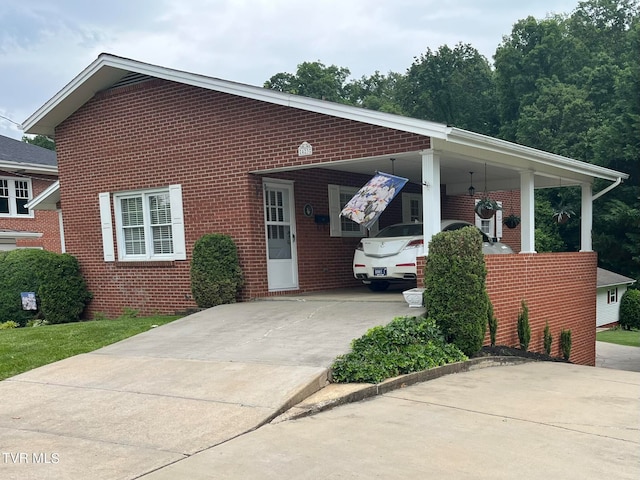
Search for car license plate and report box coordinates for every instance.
[373,267,387,276]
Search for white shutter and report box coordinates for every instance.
[99,192,115,262]
[169,184,186,260]
[328,184,341,237]
[496,201,503,239]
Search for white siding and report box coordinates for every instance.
[596,285,628,327]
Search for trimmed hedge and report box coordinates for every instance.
[619,289,640,330]
[0,249,92,326]
[190,233,244,308]
[423,226,488,356]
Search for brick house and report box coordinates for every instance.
[0,134,61,252]
[24,54,629,365]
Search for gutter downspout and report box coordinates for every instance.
[593,177,623,201]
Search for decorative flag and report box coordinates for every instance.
[340,172,408,229]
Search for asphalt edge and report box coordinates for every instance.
[271,356,533,424]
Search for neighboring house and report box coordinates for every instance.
[596,268,636,327]
[0,134,61,252]
[24,54,629,366]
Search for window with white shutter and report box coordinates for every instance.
[100,185,186,262]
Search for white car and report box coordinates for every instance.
[353,220,514,291]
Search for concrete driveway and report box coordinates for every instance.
[0,288,412,480]
[2,289,638,479]
[596,340,640,372]
[141,362,640,480]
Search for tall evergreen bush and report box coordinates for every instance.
[423,226,488,356]
[190,234,244,308]
[619,289,640,330]
[517,300,531,351]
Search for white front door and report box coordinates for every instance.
[264,181,298,291]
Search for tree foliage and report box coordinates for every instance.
[399,43,499,135]
[264,61,352,104]
[22,135,55,151]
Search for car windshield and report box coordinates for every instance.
[375,224,424,238]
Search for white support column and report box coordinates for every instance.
[421,149,441,255]
[520,170,536,253]
[580,182,593,252]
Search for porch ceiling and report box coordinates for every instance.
[251,150,592,194]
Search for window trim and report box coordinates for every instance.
[99,185,186,262]
[328,184,378,237]
[607,287,618,304]
[0,177,34,218]
[402,192,423,223]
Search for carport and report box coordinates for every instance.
[251,121,628,255]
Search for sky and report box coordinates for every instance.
[1,0,580,141]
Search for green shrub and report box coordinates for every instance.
[543,321,553,355]
[423,226,488,356]
[0,321,19,330]
[331,316,467,383]
[619,289,640,330]
[560,329,572,361]
[488,300,498,347]
[517,300,531,351]
[190,234,244,308]
[0,250,91,326]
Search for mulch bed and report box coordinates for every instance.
[475,345,570,363]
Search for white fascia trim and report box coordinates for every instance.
[0,161,58,175]
[446,128,629,182]
[598,280,636,288]
[25,180,60,210]
[23,53,450,140]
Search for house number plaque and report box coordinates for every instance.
[298,141,313,157]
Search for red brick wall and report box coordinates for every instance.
[0,174,61,252]
[485,252,597,366]
[54,78,429,317]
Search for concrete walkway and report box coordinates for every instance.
[0,289,412,480]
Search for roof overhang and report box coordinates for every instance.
[22,53,629,193]
[0,160,57,176]
[25,180,60,211]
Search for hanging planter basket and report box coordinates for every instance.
[553,209,574,225]
[552,204,575,225]
[475,198,501,220]
[503,214,521,229]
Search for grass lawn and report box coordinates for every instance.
[596,328,640,348]
[0,315,181,381]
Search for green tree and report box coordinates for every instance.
[346,71,405,114]
[399,43,498,135]
[264,61,352,104]
[22,134,55,151]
